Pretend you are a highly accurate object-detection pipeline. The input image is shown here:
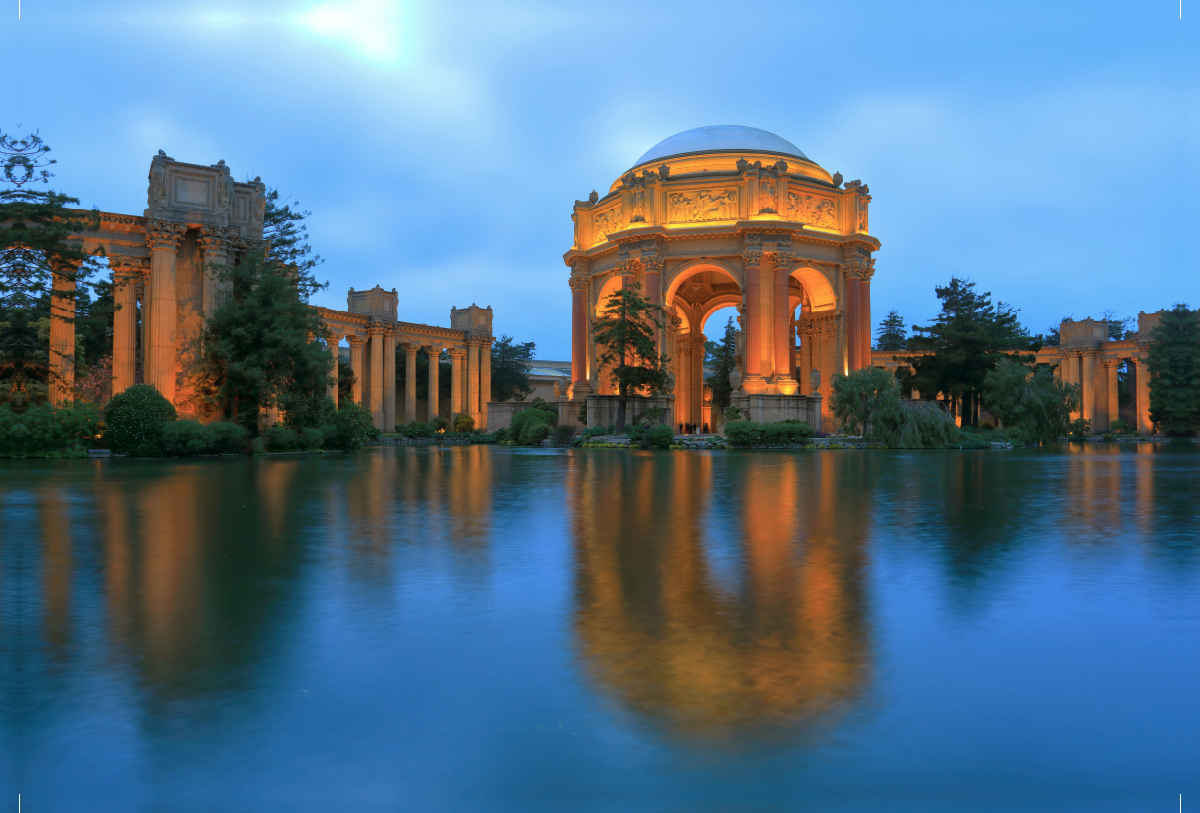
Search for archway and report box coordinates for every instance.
[665,263,742,434]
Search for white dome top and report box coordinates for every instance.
[633,125,809,167]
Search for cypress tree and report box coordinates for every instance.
[592,280,670,431]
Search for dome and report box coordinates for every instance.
[632,125,809,168]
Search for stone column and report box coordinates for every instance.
[326,333,341,405]
[112,264,141,397]
[798,322,812,395]
[427,345,441,421]
[859,270,873,370]
[1099,357,1118,434]
[676,339,691,430]
[450,347,465,418]
[1081,351,1096,428]
[404,343,418,425]
[1135,355,1151,434]
[480,338,492,430]
[383,328,397,430]
[197,226,230,318]
[144,221,185,403]
[347,336,365,406]
[368,323,385,430]
[692,335,705,426]
[48,267,77,406]
[844,267,861,372]
[467,339,481,427]
[570,275,589,391]
[773,263,792,383]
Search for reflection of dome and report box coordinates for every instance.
[633,125,809,168]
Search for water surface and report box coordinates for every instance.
[3,445,1198,812]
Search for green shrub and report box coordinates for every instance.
[1102,432,1116,442]
[208,421,248,454]
[1000,426,1032,447]
[400,421,434,439]
[430,416,451,433]
[581,424,614,439]
[1069,418,1091,441]
[872,400,958,449]
[302,427,325,449]
[323,401,376,452]
[251,437,267,456]
[104,384,177,456]
[161,420,215,456]
[724,420,814,447]
[553,425,576,445]
[490,427,510,442]
[453,412,475,433]
[953,429,993,449]
[265,425,301,452]
[510,407,552,445]
[0,402,102,458]
[1110,418,1129,434]
[519,419,552,446]
[640,424,674,449]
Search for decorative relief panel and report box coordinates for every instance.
[668,188,738,222]
[786,192,837,229]
[592,206,624,244]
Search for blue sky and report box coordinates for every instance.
[7,0,1196,357]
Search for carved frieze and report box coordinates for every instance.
[593,206,624,243]
[668,188,738,222]
[856,193,870,231]
[786,192,837,229]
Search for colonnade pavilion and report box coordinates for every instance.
[58,152,493,431]
[563,125,881,431]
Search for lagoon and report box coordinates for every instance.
[3,444,1199,812]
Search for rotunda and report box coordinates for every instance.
[564,125,881,430]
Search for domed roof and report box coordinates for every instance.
[633,125,809,167]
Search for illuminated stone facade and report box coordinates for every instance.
[69,152,491,430]
[564,126,881,430]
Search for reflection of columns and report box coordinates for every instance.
[367,323,385,430]
[798,322,812,395]
[773,264,791,381]
[467,339,481,426]
[450,348,465,417]
[403,343,418,425]
[48,267,77,405]
[859,270,873,370]
[1103,358,1119,432]
[427,345,441,421]
[1134,356,1151,433]
[844,268,861,373]
[480,338,491,430]
[347,336,365,406]
[145,221,185,403]
[326,333,341,405]
[691,335,704,426]
[112,265,141,396]
[1081,350,1096,427]
[383,328,397,430]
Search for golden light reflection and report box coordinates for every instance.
[569,452,872,741]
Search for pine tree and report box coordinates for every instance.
[875,309,907,350]
[705,316,737,411]
[490,335,535,402]
[592,280,670,431]
[1147,304,1200,436]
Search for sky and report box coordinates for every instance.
[6,0,1197,358]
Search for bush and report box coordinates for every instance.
[511,407,553,445]
[264,425,301,452]
[581,424,615,439]
[104,384,177,456]
[208,421,248,454]
[161,420,215,456]
[400,421,434,439]
[872,400,958,449]
[323,401,377,452]
[430,416,451,433]
[0,402,102,458]
[302,427,325,449]
[519,420,552,446]
[553,424,576,446]
[952,429,993,449]
[639,424,674,449]
[1069,418,1091,441]
[491,427,510,442]
[453,412,475,433]
[725,420,814,447]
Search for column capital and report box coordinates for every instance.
[449,347,468,360]
[1100,357,1121,368]
[568,274,589,293]
[401,342,420,355]
[367,321,387,337]
[110,255,150,281]
[326,330,344,344]
[144,219,187,251]
[347,335,366,349]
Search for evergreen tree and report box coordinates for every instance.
[262,187,323,287]
[875,309,907,350]
[592,280,670,431]
[981,358,1078,444]
[0,129,105,405]
[908,277,1038,428]
[704,316,737,411]
[1146,303,1200,436]
[490,335,535,402]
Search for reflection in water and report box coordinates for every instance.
[569,451,872,741]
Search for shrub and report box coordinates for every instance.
[553,424,576,446]
[161,420,215,456]
[872,400,958,449]
[724,420,814,447]
[581,424,615,439]
[104,384,177,456]
[1069,418,1091,441]
[519,420,552,446]
[323,401,377,452]
[302,427,325,449]
[430,416,451,433]
[1110,418,1129,434]
[953,429,993,449]
[208,421,248,454]
[251,437,267,456]
[0,402,102,458]
[491,427,510,442]
[640,424,674,449]
[453,412,475,433]
[400,421,434,439]
[576,400,587,425]
[510,407,553,445]
[264,425,301,452]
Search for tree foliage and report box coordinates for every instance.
[980,358,1078,444]
[908,277,1038,428]
[830,366,900,438]
[592,280,670,431]
[103,383,177,456]
[1147,303,1200,436]
[875,309,907,351]
[491,334,535,402]
[704,316,738,412]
